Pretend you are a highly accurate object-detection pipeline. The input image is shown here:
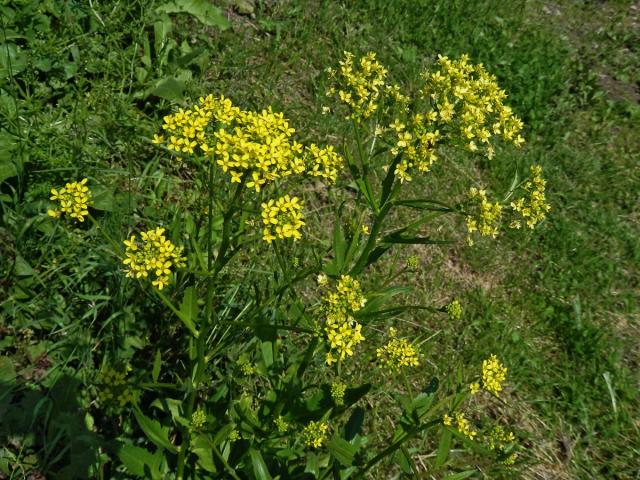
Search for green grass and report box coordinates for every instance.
[1,0,638,478]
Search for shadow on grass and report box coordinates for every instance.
[0,373,103,479]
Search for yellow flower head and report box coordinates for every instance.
[330,382,347,406]
[446,299,463,320]
[510,165,551,229]
[122,227,186,290]
[191,409,207,430]
[321,275,366,364]
[97,365,134,407]
[481,354,507,396]
[326,51,389,121]
[301,420,329,448]
[453,411,477,439]
[261,195,305,243]
[465,187,502,245]
[215,108,305,192]
[48,178,91,222]
[421,54,525,156]
[304,144,344,184]
[376,329,420,371]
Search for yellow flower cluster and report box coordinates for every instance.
[97,366,134,407]
[275,416,289,433]
[122,227,186,290]
[389,116,441,183]
[482,354,507,396]
[156,95,345,189]
[510,165,551,229]
[304,144,344,184]
[301,420,329,448]
[261,195,305,243]
[444,412,477,440]
[157,95,239,155]
[325,51,388,120]
[446,299,463,320]
[330,382,347,406]
[465,187,502,245]
[376,328,420,371]
[422,54,524,155]
[215,108,306,191]
[191,409,207,430]
[485,425,515,451]
[322,275,366,365]
[485,425,518,465]
[48,178,91,222]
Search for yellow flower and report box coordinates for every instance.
[301,421,329,448]
[48,178,92,222]
[465,187,502,244]
[510,165,551,229]
[330,382,347,406]
[376,329,420,371]
[469,382,480,395]
[260,195,305,243]
[481,354,507,396]
[325,51,390,121]
[122,227,186,290]
[443,414,453,426]
[321,275,366,364]
[453,411,477,439]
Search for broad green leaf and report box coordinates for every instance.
[248,448,272,480]
[304,452,319,477]
[344,406,364,441]
[0,162,17,184]
[0,43,28,78]
[435,429,452,468]
[117,443,164,478]
[156,0,230,29]
[261,341,273,368]
[327,436,357,466]
[380,155,401,206]
[152,349,162,383]
[14,256,35,277]
[180,286,199,325]
[133,408,177,453]
[91,185,115,211]
[150,77,185,100]
[344,384,371,407]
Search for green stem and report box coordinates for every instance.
[212,445,242,480]
[87,214,122,257]
[355,419,440,478]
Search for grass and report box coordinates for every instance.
[1,0,638,478]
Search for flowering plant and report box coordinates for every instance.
[48,51,548,478]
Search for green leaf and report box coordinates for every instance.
[150,77,185,100]
[248,448,272,480]
[327,436,357,466]
[0,43,28,78]
[156,0,230,29]
[91,185,115,211]
[180,286,199,324]
[344,383,371,407]
[344,406,364,441]
[435,429,452,468]
[133,408,177,453]
[304,452,319,477]
[152,349,162,383]
[117,443,164,478]
[14,256,35,277]
[0,161,17,184]
[261,341,273,368]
